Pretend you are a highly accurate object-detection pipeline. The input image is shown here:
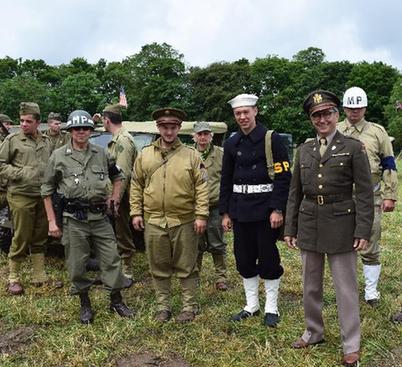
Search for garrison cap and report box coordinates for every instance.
[303,90,340,115]
[103,103,122,116]
[47,112,62,121]
[152,108,187,125]
[194,121,212,133]
[20,102,40,116]
[228,94,258,109]
[0,114,13,124]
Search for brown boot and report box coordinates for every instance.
[176,310,196,323]
[7,281,23,295]
[155,310,172,322]
[31,253,48,285]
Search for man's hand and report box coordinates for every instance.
[222,213,232,232]
[132,215,144,231]
[353,238,368,251]
[106,196,120,216]
[48,220,62,238]
[194,219,207,234]
[270,211,283,229]
[284,235,298,250]
[382,199,396,212]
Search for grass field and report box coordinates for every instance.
[0,165,401,367]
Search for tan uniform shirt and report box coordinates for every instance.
[0,130,50,197]
[199,144,223,207]
[130,138,209,228]
[107,127,137,197]
[43,129,70,152]
[338,118,398,200]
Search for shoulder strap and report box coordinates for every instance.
[265,130,275,180]
[145,144,185,187]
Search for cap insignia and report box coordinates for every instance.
[313,93,323,104]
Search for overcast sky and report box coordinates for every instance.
[1,0,401,71]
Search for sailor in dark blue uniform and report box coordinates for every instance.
[219,94,291,327]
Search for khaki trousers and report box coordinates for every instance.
[115,192,135,259]
[300,250,360,354]
[7,193,48,261]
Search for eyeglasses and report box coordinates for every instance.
[310,108,337,121]
[71,126,91,131]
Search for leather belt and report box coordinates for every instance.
[233,184,274,194]
[304,193,352,205]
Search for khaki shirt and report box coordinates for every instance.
[107,127,137,197]
[0,130,50,197]
[41,140,123,220]
[130,138,209,228]
[198,144,223,207]
[338,118,398,200]
[43,129,70,152]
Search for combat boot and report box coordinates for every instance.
[110,291,135,318]
[31,253,48,285]
[79,292,94,324]
[7,259,23,295]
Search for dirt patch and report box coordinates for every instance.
[0,326,36,355]
[365,345,402,367]
[117,352,190,367]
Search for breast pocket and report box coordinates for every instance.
[91,165,106,181]
[329,157,351,168]
[300,160,312,185]
[64,167,85,197]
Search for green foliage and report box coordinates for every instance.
[385,77,402,151]
[347,62,399,125]
[0,45,400,144]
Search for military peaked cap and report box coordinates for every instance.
[303,90,340,115]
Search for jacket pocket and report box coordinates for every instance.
[91,165,106,180]
[299,199,315,215]
[300,160,312,185]
[329,157,351,167]
[332,200,355,215]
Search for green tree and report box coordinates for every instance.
[0,56,19,81]
[188,59,252,129]
[53,72,103,117]
[122,43,188,120]
[347,62,399,125]
[0,75,51,121]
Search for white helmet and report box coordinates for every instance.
[343,87,368,108]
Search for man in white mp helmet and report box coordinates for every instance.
[338,86,398,306]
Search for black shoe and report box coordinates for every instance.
[110,291,135,318]
[231,309,260,322]
[79,293,94,324]
[264,313,279,327]
[366,298,379,307]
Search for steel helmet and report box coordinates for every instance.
[343,87,368,108]
[66,110,95,130]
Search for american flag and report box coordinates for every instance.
[396,100,402,111]
[119,87,128,108]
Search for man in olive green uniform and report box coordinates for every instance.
[41,110,134,324]
[130,108,209,323]
[102,104,137,279]
[193,121,227,291]
[0,113,12,143]
[338,86,398,307]
[285,90,374,367]
[0,102,51,295]
[44,112,70,152]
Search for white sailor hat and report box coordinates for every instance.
[227,94,258,109]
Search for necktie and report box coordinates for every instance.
[319,138,327,157]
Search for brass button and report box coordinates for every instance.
[348,209,351,213]
[318,174,322,178]
[318,184,323,189]
[340,162,344,166]
[319,164,323,167]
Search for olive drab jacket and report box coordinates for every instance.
[130,138,209,228]
[107,126,137,197]
[201,144,223,207]
[284,131,374,254]
[0,130,51,197]
[338,118,398,201]
[41,140,123,221]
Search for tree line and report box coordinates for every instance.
[0,43,401,148]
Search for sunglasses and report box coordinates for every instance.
[71,126,92,131]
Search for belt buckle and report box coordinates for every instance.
[317,195,324,205]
